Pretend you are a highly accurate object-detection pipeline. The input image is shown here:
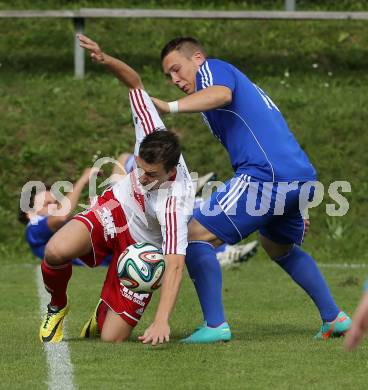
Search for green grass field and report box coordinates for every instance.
[1,257,368,389]
[1,1,368,389]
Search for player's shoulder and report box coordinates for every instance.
[174,160,195,191]
[198,58,231,74]
[27,215,48,228]
[25,215,52,244]
[113,172,132,188]
[196,58,240,92]
[112,172,134,200]
[202,58,229,66]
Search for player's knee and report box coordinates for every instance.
[44,239,71,266]
[100,332,130,343]
[260,234,292,260]
[100,333,117,343]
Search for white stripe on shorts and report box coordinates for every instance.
[223,175,251,213]
[123,311,139,322]
[219,174,246,209]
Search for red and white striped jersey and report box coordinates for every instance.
[112,89,194,255]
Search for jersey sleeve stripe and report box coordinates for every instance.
[129,90,149,135]
[199,66,209,88]
[137,89,156,131]
[201,63,210,86]
[165,197,172,253]
[165,197,169,253]
[133,89,153,134]
[170,197,175,253]
[172,197,177,253]
[165,196,178,254]
[204,61,213,86]
[198,67,207,89]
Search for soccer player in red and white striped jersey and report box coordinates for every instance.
[38,35,194,345]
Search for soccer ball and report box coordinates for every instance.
[117,243,166,293]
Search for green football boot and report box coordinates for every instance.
[180,322,232,344]
[314,311,351,340]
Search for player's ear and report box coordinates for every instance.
[192,51,205,66]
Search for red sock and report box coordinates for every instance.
[41,259,72,309]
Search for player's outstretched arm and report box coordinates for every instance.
[77,34,144,90]
[151,85,232,114]
[47,167,99,232]
[345,290,368,350]
[138,254,185,345]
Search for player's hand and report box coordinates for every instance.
[304,219,310,235]
[77,34,105,64]
[151,97,170,114]
[345,292,368,351]
[138,320,170,345]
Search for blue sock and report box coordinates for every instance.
[186,241,226,327]
[274,245,339,322]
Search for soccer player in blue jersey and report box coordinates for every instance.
[152,37,351,343]
[18,168,102,266]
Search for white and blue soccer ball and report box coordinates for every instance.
[117,243,166,293]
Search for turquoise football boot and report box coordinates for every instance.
[180,322,232,344]
[314,311,351,340]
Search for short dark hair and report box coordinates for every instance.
[161,37,206,61]
[18,183,51,225]
[139,131,181,172]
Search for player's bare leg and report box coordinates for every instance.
[345,292,368,350]
[188,218,223,247]
[259,234,292,258]
[100,309,133,343]
[45,219,92,265]
[40,219,92,343]
[189,217,258,267]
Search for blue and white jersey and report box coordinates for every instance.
[196,59,317,182]
[26,215,54,259]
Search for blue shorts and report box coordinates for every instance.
[193,174,315,245]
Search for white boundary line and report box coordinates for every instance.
[318,263,368,269]
[36,267,75,390]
